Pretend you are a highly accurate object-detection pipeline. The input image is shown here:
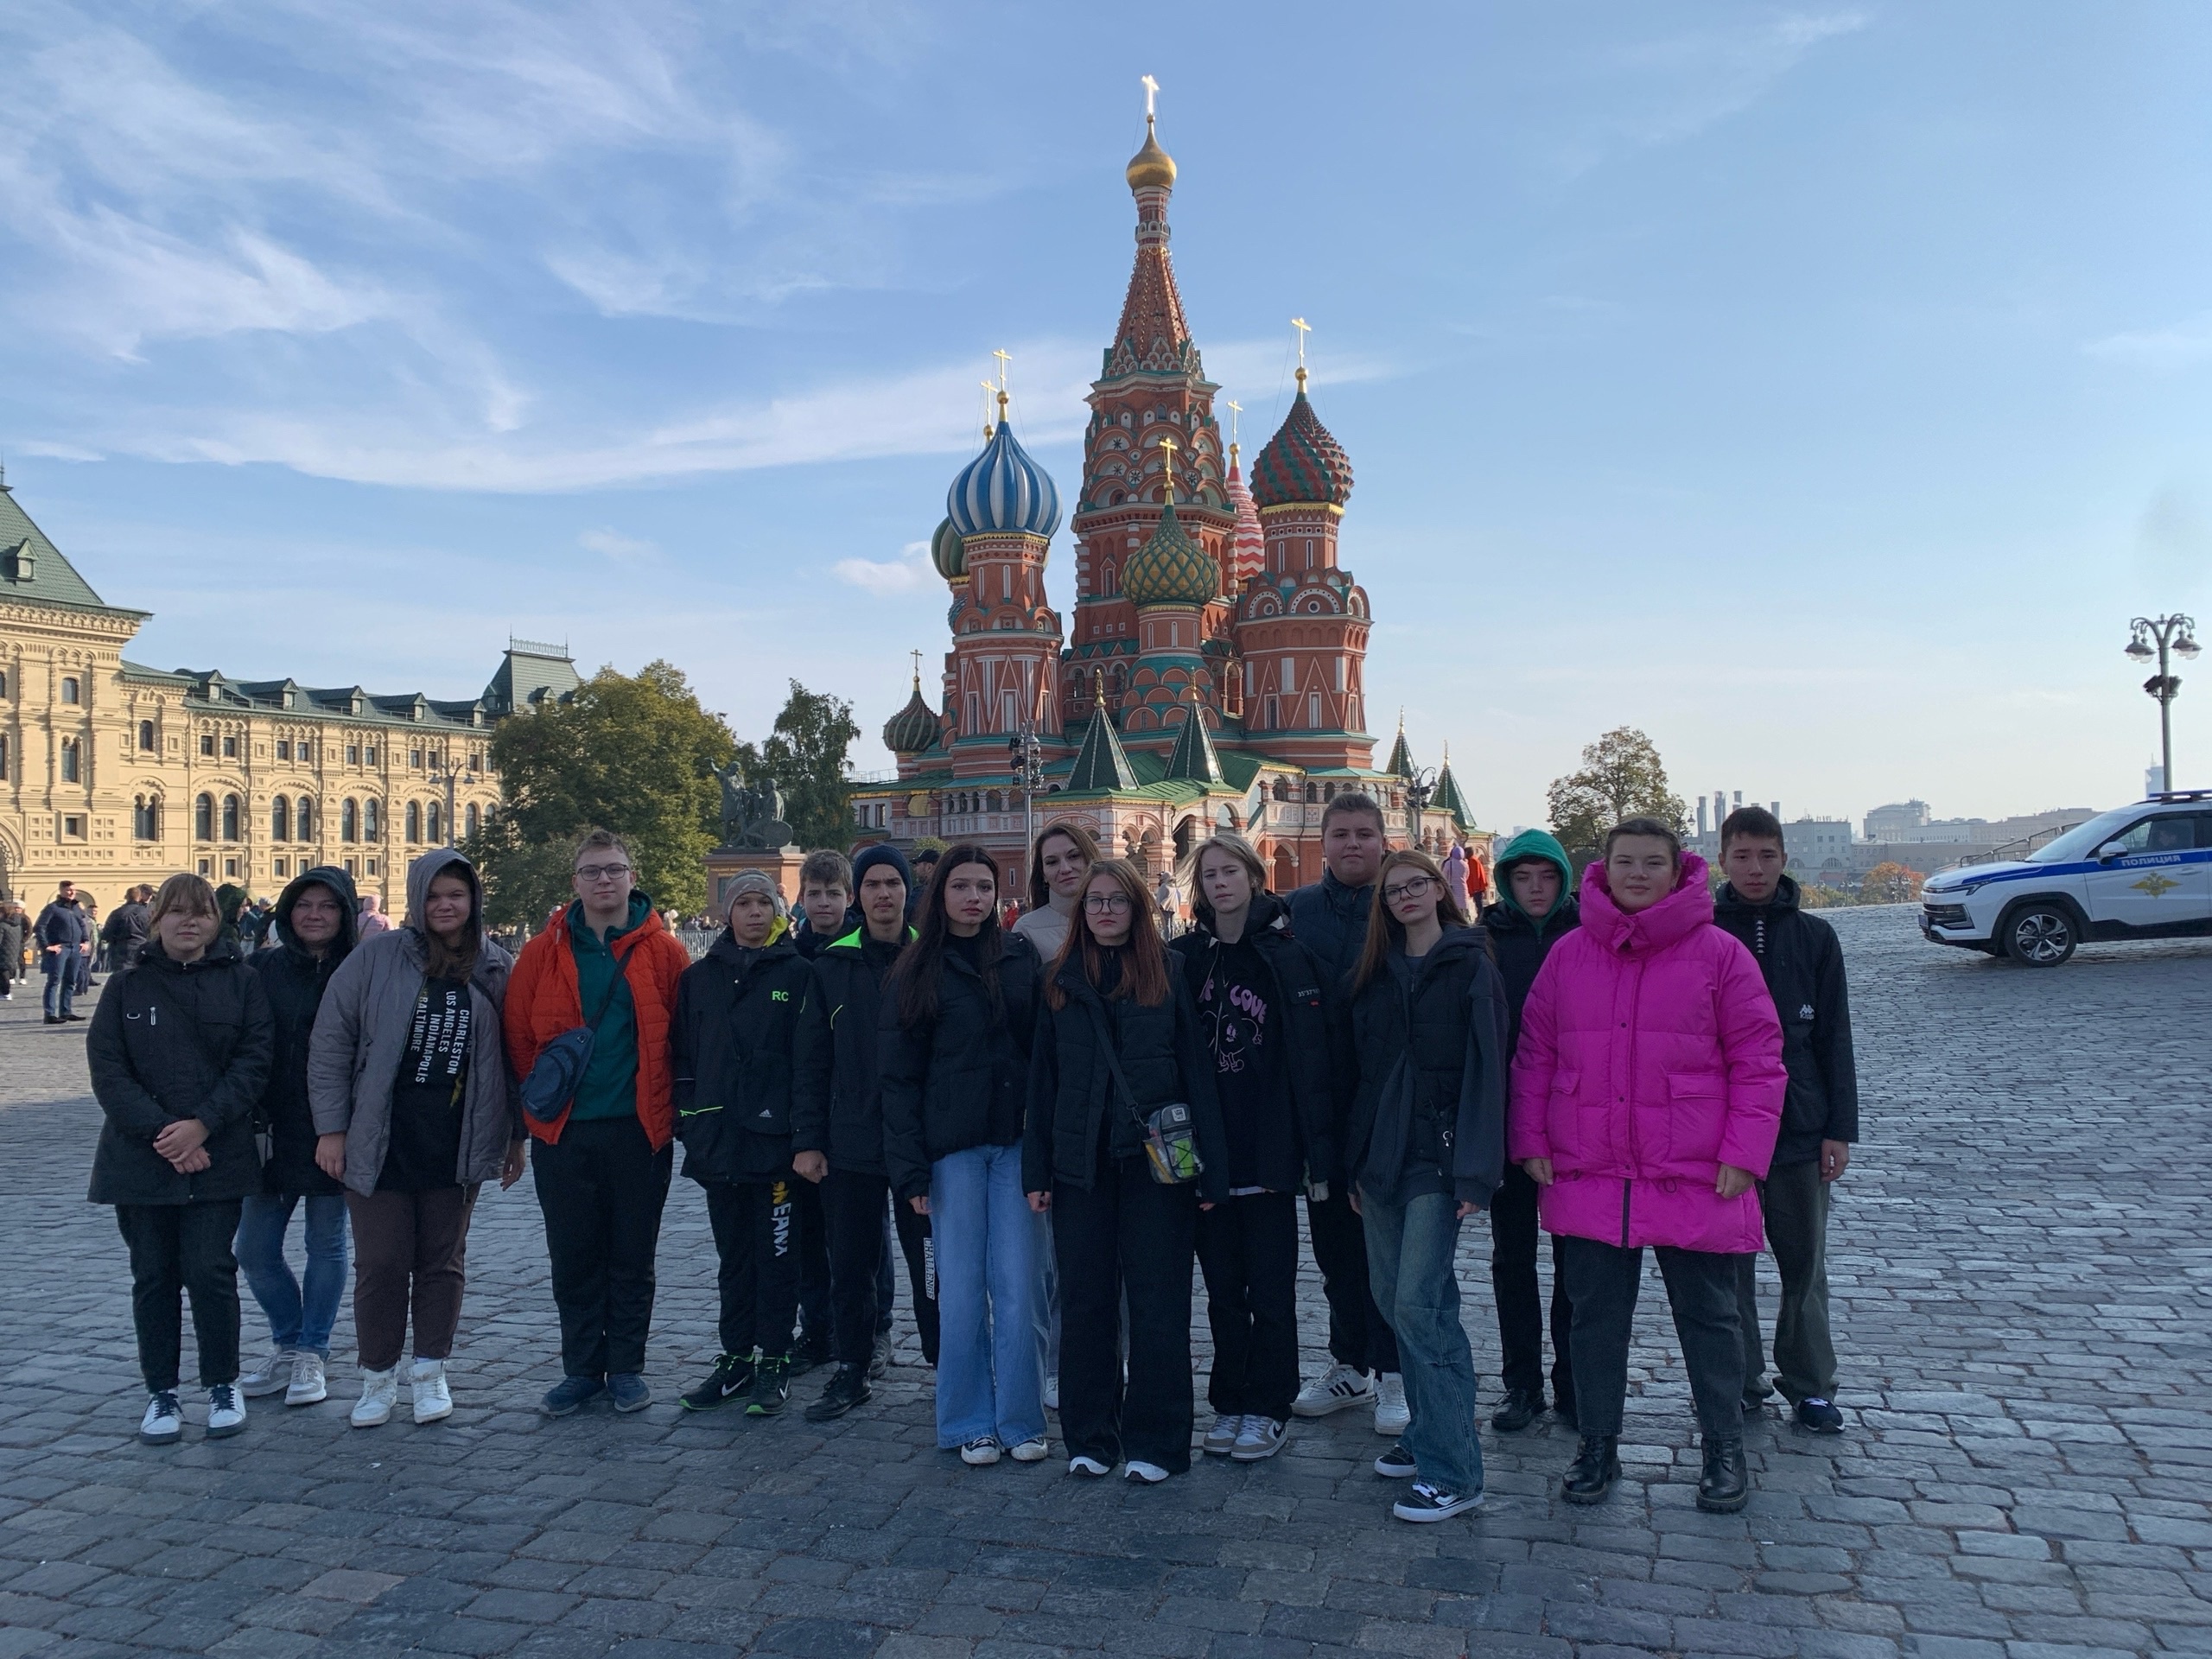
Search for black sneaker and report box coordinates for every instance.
[803,1363,872,1423]
[1489,1389,1542,1433]
[1373,1441,1417,1478]
[747,1354,791,1417]
[678,1353,754,1412]
[1392,1480,1484,1522]
[1795,1397,1844,1434]
[791,1330,835,1377]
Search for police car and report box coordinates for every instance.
[1919,791,2212,965]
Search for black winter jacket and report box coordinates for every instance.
[880,931,1042,1202]
[671,929,814,1184]
[1478,894,1580,1059]
[251,866,359,1197]
[1344,925,1510,1208]
[1025,957,1229,1204]
[101,901,151,967]
[86,939,275,1206]
[1712,876,1859,1165]
[791,925,912,1175]
[1285,869,1374,993]
[35,899,89,952]
[1166,892,1338,1192]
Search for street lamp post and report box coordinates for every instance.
[2125,613,2201,792]
[1402,766,1437,850]
[1007,722,1046,904]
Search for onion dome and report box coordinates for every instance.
[930,516,965,582]
[882,673,941,755]
[1122,499,1216,608]
[1250,371,1354,509]
[1224,442,1264,585]
[946,410,1062,541]
[1126,114,1177,191]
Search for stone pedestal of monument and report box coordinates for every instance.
[704,845,804,912]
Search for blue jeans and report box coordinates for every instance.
[1361,1187,1483,1497]
[42,954,75,1019]
[929,1142,1043,1450]
[236,1193,351,1357]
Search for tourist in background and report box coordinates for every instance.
[358,894,391,938]
[308,849,522,1427]
[36,879,90,1023]
[73,893,98,991]
[1284,794,1406,1438]
[1480,829,1582,1433]
[1342,847,1508,1523]
[102,885,153,971]
[883,846,1046,1466]
[87,873,274,1446]
[505,830,691,1415]
[236,866,359,1410]
[1511,817,1784,1514]
[1713,806,1859,1436]
[0,899,23,1001]
[1027,856,1226,1484]
[1169,834,1334,1464]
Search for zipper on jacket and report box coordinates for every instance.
[1620,1177,1632,1248]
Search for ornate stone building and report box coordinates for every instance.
[0,474,575,918]
[850,110,1484,892]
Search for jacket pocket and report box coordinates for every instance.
[677,1101,742,1181]
[1662,1071,1726,1167]
[1544,1071,1582,1161]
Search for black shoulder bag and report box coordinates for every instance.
[520,956,628,1123]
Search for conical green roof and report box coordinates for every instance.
[1385,712,1415,779]
[1162,696,1223,784]
[1432,747,1471,829]
[1065,696,1138,792]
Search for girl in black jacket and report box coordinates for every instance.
[1168,835,1335,1462]
[86,874,275,1446]
[880,846,1043,1465]
[1026,857,1227,1483]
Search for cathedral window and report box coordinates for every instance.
[1308,693,1321,727]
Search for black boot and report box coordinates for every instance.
[1696,1435,1750,1513]
[1489,1389,1542,1433]
[1560,1434,1620,1504]
[803,1363,872,1423]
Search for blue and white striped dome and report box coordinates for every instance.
[946,418,1062,542]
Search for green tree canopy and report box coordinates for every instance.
[470,661,734,926]
[1547,726,1690,866]
[733,681,861,855]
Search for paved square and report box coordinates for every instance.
[2,908,2208,1657]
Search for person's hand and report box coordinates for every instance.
[793,1150,828,1184]
[1456,1200,1477,1219]
[172,1146,212,1175]
[44,944,59,957]
[1027,1190,1051,1213]
[1819,1140,1851,1183]
[1199,1200,1216,1212]
[1348,1189,1362,1217]
[315,1131,347,1182]
[1522,1157,1554,1187]
[500,1139,527,1190]
[909,1195,930,1217]
[153,1118,210,1161]
[1715,1163,1756,1198]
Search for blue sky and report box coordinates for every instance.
[6,1,2209,830]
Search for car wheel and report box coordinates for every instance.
[2004,902,2078,966]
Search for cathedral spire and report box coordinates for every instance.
[1108,78,1195,381]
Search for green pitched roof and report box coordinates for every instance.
[483,639,582,715]
[1162,704,1224,784]
[1385,716,1415,780]
[1432,755,1471,829]
[0,481,143,617]
[1065,702,1138,792]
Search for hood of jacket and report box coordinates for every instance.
[1714,872,1803,918]
[1489,828,1576,936]
[215,883,249,926]
[1580,850,1716,958]
[140,934,248,974]
[1186,887,1292,943]
[271,863,359,963]
[706,916,796,971]
[406,846,486,952]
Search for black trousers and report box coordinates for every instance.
[1195,1192,1300,1422]
[1560,1236,1745,1440]
[116,1201,244,1393]
[706,1179,800,1359]
[1489,1162,1574,1407]
[823,1169,896,1367]
[1737,1159,1839,1405]
[890,1190,938,1363]
[791,1174,832,1344]
[531,1116,673,1378]
[1306,1189,1399,1374]
[1053,1158,1200,1472]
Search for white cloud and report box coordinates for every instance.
[2084,312,2212,371]
[834,540,936,595]
[578,526,658,562]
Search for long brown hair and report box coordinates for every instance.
[1045,857,1170,1009]
[1027,817,1100,910]
[1351,847,1470,998]
[418,858,481,982]
[889,843,1006,1029]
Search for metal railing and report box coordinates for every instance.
[1959,822,2081,866]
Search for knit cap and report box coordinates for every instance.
[723,870,789,921]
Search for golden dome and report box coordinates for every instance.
[1125,116,1177,191]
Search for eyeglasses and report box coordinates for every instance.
[1382,874,1435,904]
[1083,893,1133,912]
[575,863,632,882]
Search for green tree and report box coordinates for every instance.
[1546,726,1690,866]
[732,681,861,855]
[469,661,734,926]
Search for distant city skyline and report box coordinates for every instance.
[4,3,2208,830]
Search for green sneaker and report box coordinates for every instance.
[746,1354,791,1417]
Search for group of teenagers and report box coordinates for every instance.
[86,788,1857,1528]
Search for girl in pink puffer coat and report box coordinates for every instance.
[1510,820,1784,1514]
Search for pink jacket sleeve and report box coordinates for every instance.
[1507,949,1562,1163]
[1712,934,1787,1178]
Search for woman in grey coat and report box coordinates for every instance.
[308,849,523,1428]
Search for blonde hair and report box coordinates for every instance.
[148,873,219,931]
[1180,831,1268,900]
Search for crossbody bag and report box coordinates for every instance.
[520,954,628,1123]
[1082,1001,1201,1185]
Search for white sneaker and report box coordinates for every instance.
[1293,1363,1375,1418]
[1124,1460,1170,1484]
[238,1349,296,1399]
[1203,1413,1245,1457]
[1067,1454,1110,1478]
[410,1358,453,1424]
[1374,1371,1410,1436]
[1009,1436,1050,1462]
[1232,1417,1287,1461]
[206,1383,246,1439]
[139,1390,183,1446]
[1044,1376,1058,1412]
[285,1352,328,1407]
[351,1366,398,1428]
[960,1436,1001,1465]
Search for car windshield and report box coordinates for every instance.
[2024,807,2140,863]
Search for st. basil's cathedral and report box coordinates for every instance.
[848,105,1484,893]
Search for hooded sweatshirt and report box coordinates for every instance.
[1479,828,1582,1059]
[253,864,360,1196]
[1711,873,1859,1166]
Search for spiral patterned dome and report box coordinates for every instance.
[930,516,965,582]
[946,416,1061,541]
[881,677,941,755]
[1122,500,1217,608]
[1249,374,1354,509]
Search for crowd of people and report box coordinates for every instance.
[77,791,1857,1525]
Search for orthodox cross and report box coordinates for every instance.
[1156,434,1178,497]
[1291,317,1311,372]
[1141,74,1159,118]
[1224,398,1242,447]
[909,648,924,686]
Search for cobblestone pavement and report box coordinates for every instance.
[2,907,2209,1659]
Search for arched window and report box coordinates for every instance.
[194,793,214,841]
[271,797,289,842]
[464,802,480,842]
[60,677,80,705]
[296,798,315,840]
[341,799,359,842]
[60,738,79,783]
[134,797,160,841]
[0,735,8,780]
[363,799,381,842]
[138,720,156,751]
[405,801,421,843]
[426,802,442,844]
[221,794,240,842]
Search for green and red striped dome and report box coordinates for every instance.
[1249,378,1353,510]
